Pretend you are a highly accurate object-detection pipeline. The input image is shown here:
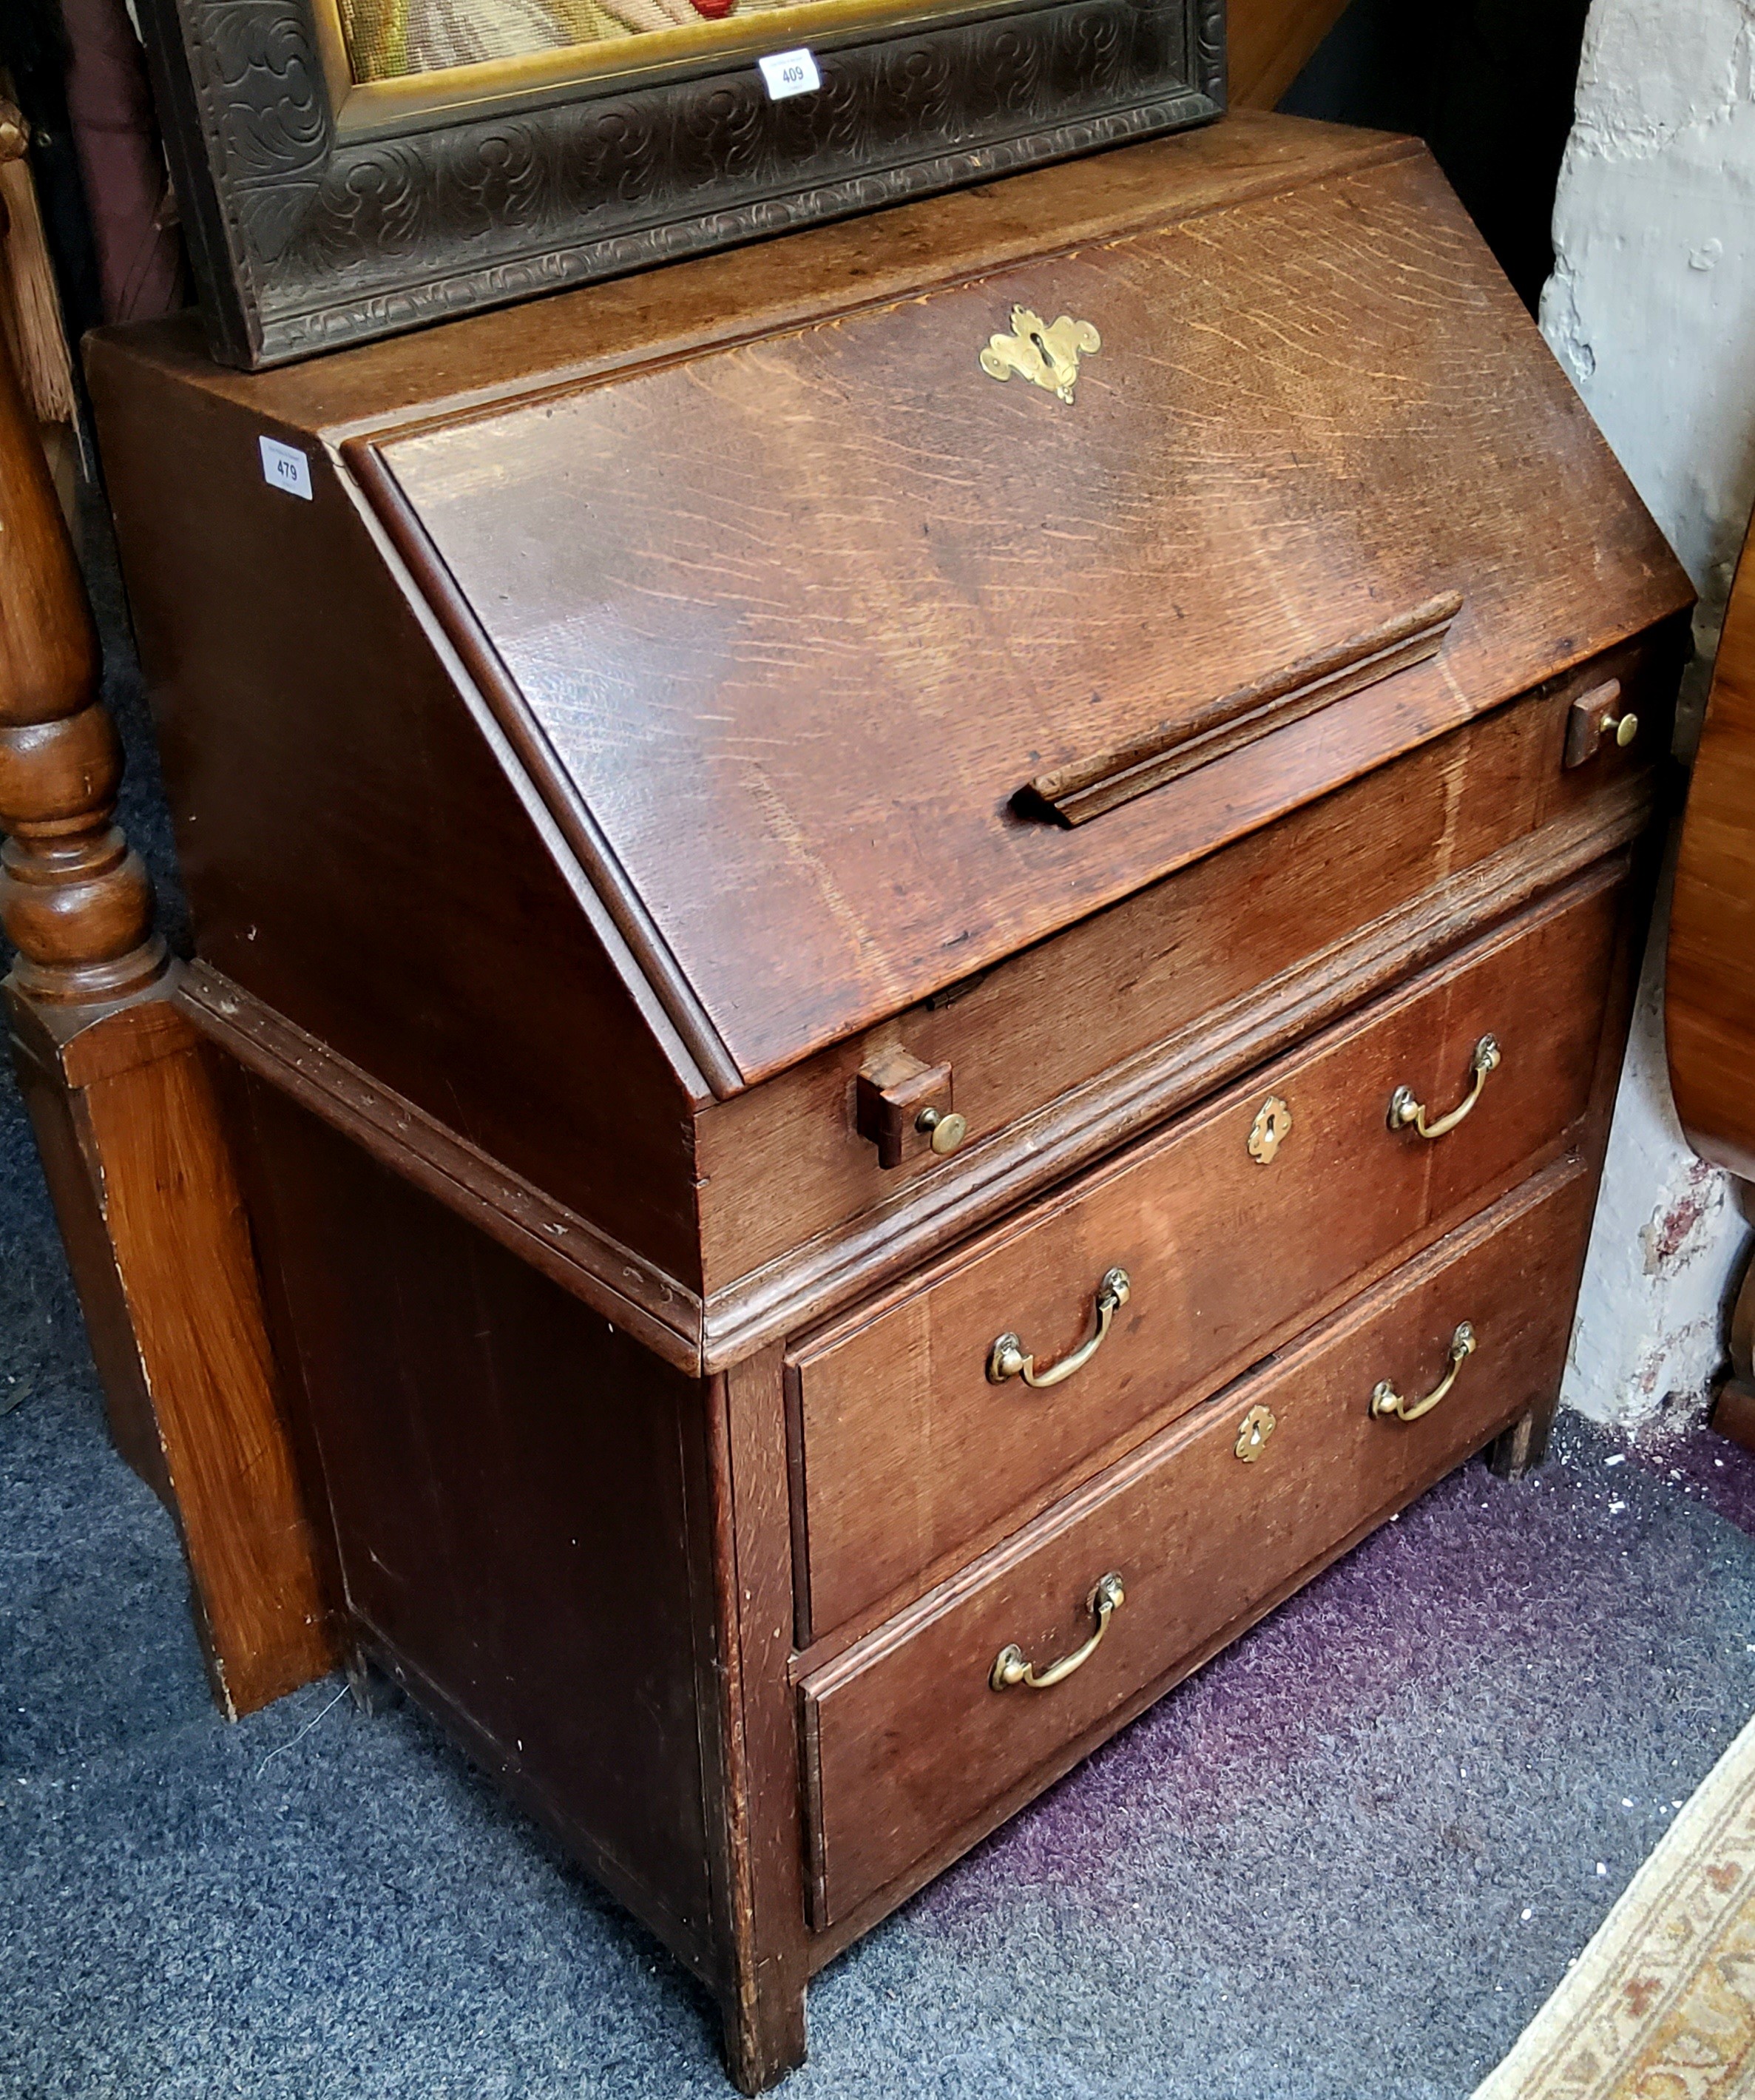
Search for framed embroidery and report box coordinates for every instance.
[135,0,1225,365]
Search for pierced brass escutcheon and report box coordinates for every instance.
[1370,1322,1477,1424]
[989,1267,1130,1388]
[991,1572,1125,1692]
[980,306,1101,405]
[1235,1404,1276,1462]
[1390,1036,1501,1141]
[1248,1095,1293,1166]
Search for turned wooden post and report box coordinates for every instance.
[0,115,334,1715]
[0,317,164,1008]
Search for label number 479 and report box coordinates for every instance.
[258,434,314,502]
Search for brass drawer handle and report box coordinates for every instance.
[991,1573,1126,1692]
[1389,1036,1501,1141]
[988,1267,1131,1388]
[1370,1322,1476,1423]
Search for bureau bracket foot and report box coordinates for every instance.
[720,1979,807,2096]
[344,1652,405,1718]
[1487,1403,1555,1481]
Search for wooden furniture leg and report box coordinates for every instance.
[711,1350,810,2093]
[0,157,333,1715]
[1487,1404,1555,1481]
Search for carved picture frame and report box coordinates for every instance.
[134,0,1225,368]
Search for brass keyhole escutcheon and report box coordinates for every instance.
[1235,1404,1276,1462]
[979,305,1101,404]
[1248,1095,1293,1166]
[916,1105,967,1156]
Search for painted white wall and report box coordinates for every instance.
[1542,0,1755,1424]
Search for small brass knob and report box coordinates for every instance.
[1607,711,1639,749]
[916,1106,967,1156]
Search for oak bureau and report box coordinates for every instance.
[87,111,1691,2089]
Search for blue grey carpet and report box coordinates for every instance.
[7,531,1755,2093]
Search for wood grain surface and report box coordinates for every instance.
[1229,0,1351,111]
[703,1350,811,2090]
[1669,512,1755,1179]
[376,145,1685,1081]
[1,297,329,1718]
[243,1081,725,1971]
[790,868,1621,1638]
[11,993,334,1715]
[91,118,1412,437]
[696,637,1674,1302]
[801,1158,1593,1928]
[84,340,709,1280]
[78,113,1689,2084]
[0,283,163,1005]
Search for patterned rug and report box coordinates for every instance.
[1475,1707,1755,2098]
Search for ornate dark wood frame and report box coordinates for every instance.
[135,0,1225,368]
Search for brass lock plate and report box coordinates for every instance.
[1248,1095,1293,1165]
[979,307,1100,404]
[1235,1404,1276,1462]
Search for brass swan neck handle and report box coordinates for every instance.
[988,1268,1131,1388]
[991,1573,1126,1692]
[1370,1322,1477,1424]
[1390,1036,1501,1141]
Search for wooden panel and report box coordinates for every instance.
[378,146,1685,1082]
[699,1349,811,2092]
[1229,0,1351,111]
[11,993,335,1715]
[82,345,709,1280]
[791,868,1622,1638]
[178,960,707,1374]
[697,637,1674,1299]
[10,1003,172,1500]
[244,1082,722,1974]
[1669,513,1755,1179]
[801,1158,1593,1928]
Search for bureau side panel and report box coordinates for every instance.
[242,1082,720,1971]
[86,337,703,1287]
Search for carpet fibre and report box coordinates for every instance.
[7,1030,1755,2100]
[1476,1705,1755,2099]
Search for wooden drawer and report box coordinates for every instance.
[699,634,1674,1304]
[789,865,1623,1639]
[799,1158,1592,1931]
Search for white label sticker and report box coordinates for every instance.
[759,47,819,99]
[258,434,314,501]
